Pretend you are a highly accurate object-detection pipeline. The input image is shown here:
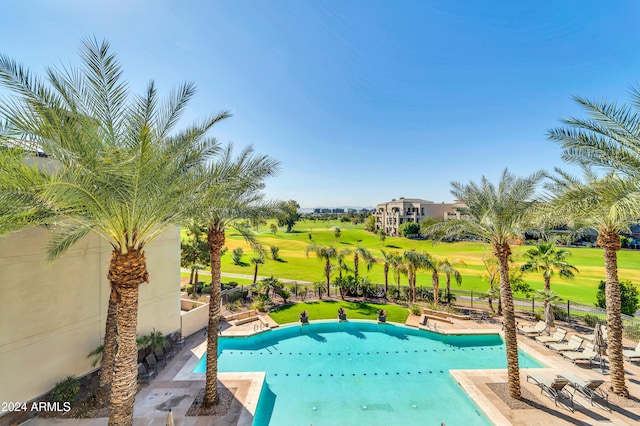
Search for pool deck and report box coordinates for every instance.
[23,312,640,425]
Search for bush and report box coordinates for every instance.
[552,306,568,322]
[623,323,640,341]
[277,289,291,303]
[231,247,244,265]
[51,376,79,404]
[398,221,420,237]
[596,280,639,316]
[584,314,600,328]
[251,298,270,312]
[201,286,212,294]
[410,304,422,316]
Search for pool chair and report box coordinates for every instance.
[561,343,599,365]
[548,335,584,353]
[535,328,567,345]
[526,373,574,411]
[623,341,640,362]
[562,373,609,410]
[518,321,547,336]
[137,363,155,384]
[145,353,163,374]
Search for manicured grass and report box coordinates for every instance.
[183,219,640,307]
[268,300,410,324]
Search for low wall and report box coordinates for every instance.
[221,310,257,322]
[181,300,209,337]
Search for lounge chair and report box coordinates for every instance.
[535,328,567,345]
[145,353,162,374]
[163,340,176,358]
[562,373,609,410]
[155,348,171,364]
[526,373,574,411]
[137,363,155,384]
[548,335,584,352]
[518,321,547,336]
[562,343,599,365]
[623,341,640,362]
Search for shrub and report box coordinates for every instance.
[277,289,291,303]
[410,304,422,316]
[231,247,244,265]
[251,298,269,312]
[51,376,79,404]
[359,278,377,298]
[270,246,280,260]
[584,314,600,328]
[201,286,212,294]
[552,306,568,322]
[623,323,640,341]
[596,280,639,316]
[534,310,544,321]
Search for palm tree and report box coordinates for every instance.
[402,250,432,303]
[437,259,463,305]
[306,244,338,296]
[547,89,640,178]
[352,246,374,281]
[520,242,578,309]
[379,250,395,297]
[0,38,226,424]
[250,256,265,284]
[336,248,352,279]
[192,144,279,407]
[423,169,544,400]
[389,252,405,295]
[544,168,640,396]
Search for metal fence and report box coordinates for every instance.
[218,282,640,341]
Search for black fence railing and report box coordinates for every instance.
[217,282,640,341]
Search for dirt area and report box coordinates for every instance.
[185,386,235,417]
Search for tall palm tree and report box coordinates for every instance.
[353,246,374,281]
[337,248,352,279]
[192,144,279,407]
[389,252,405,295]
[402,250,432,303]
[437,259,463,305]
[306,244,338,296]
[544,168,640,396]
[250,256,265,284]
[547,89,640,178]
[379,250,395,297]
[0,38,225,424]
[423,169,544,400]
[520,242,578,309]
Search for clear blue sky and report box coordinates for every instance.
[2,0,640,208]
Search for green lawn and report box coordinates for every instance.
[186,219,640,307]
[268,300,410,324]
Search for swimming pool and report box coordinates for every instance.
[193,321,543,425]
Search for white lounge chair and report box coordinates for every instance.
[535,328,567,345]
[562,373,609,410]
[623,341,640,362]
[548,335,583,352]
[562,343,599,365]
[526,373,574,411]
[519,321,547,336]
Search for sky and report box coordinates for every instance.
[2,0,640,208]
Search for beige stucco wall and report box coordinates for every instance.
[180,301,209,338]
[0,226,180,405]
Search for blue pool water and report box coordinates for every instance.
[193,321,544,425]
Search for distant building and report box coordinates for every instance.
[332,208,345,214]
[374,197,464,237]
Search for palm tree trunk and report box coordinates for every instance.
[96,287,117,407]
[189,267,194,285]
[325,258,331,297]
[204,227,225,406]
[107,248,149,426]
[253,263,258,283]
[495,243,521,400]
[432,271,439,306]
[194,269,199,297]
[384,265,389,298]
[354,253,359,281]
[446,275,451,305]
[598,231,628,396]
